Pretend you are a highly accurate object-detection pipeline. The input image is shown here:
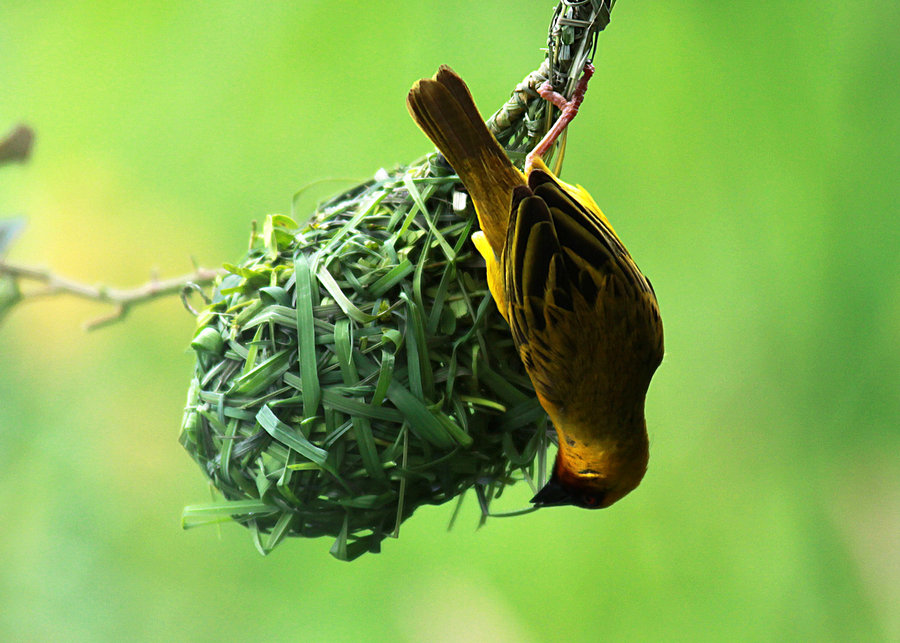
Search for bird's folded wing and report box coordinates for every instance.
[504,171,659,406]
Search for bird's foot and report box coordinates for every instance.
[526,62,595,171]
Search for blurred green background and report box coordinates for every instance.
[1,2,897,641]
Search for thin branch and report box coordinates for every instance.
[0,260,226,330]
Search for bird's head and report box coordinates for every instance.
[530,417,649,510]
[530,462,644,509]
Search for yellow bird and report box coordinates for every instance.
[407,65,663,509]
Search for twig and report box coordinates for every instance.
[0,260,225,330]
[485,0,616,169]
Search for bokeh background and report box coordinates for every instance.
[1,2,897,641]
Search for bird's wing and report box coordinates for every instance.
[527,164,651,296]
[504,166,661,408]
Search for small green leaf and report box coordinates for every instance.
[258,286,290,307]
[368,259,413,298]
[190,326,224,356]
[226,347,291,396]
[317,263,377,323]
[293,252,321,414]
[386,382,471,449]
[182,500,277,529]
[256,404,328,466]
[371,350,394,407]
[263,213,298,255]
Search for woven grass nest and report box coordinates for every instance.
[178,0,614,562]
[179,155,551,560]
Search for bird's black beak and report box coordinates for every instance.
[530,469,575,507]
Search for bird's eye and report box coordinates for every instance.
[581,493,603,508]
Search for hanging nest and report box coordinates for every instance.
[179,1,616,560]
[179,157,550,560]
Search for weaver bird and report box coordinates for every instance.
[407,65,663,509]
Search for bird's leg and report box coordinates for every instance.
[526,62,595,172]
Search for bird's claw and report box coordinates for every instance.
[526,63,596,171]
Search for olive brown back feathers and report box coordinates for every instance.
[407,65,524,255]
[505,166,662,411]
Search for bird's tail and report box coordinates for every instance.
[407,65,525,256]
